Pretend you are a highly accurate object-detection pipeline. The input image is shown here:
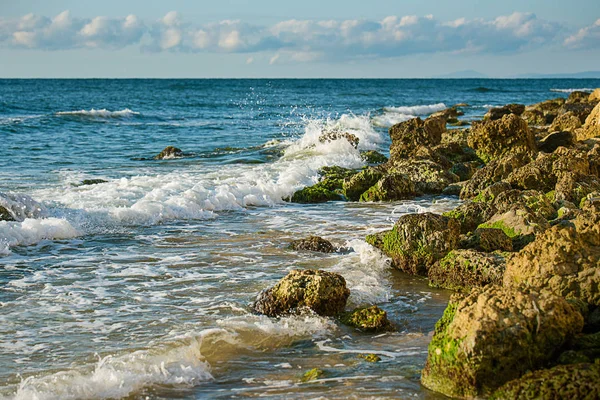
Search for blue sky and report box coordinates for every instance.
[1,0,599,77]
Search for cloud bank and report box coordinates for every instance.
[0,11,594,62]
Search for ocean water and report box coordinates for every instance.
[1,78,599,399]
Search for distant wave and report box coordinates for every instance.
[468,87,496,93]
[550,88,594,93]
[373,103,446,128]
[56,108,140,118]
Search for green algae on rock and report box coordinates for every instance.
[359,173,415,202]
[289,236,335,253]
[252,269,350,317]
[360,150,388,164]
[443,201,496,234]
[342,167,384,201]
[427,249,505,293]
[341,305,393,332]
[301,368,324,382]
[388,116,445,161]
[290,183,343,203]
[421,286,584,399]
[358,354,381,363]
[490,363,600,400]
[366,212,460,276]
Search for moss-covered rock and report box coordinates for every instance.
[478,206,550,250]
[443,201,497,234]
[460,152,531,200]
[341,305,393,332]
[490,363,600,400]
[387,160,459,195]
[342,167,384,201]
[317,166,357,190]
[360,150,388,164]
[359,173,415,202]
[252,269,350,317]
[301,368,324,382]
[290,183,342,203]
[428,249,506,293]
[523,98,565,126]
[290,236,335,253]
[155,146,184,159]
[421,286,584,398]
[366,212,460,275]
[463,227,513,252]
[449,161,481,181]
[358,354,381,362]
[493,189,558,220]
[468,114,536,163]
[389,116,445,161]
[503,210,600,306]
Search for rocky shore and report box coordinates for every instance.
[252,89,600,398]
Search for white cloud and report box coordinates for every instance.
[564,18,600,49]
[0,10,595,62]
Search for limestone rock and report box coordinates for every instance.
[589,88,600,103]
[290,236,335,253]
[550,112,582,132]
[464,227,513,252]
[577,101,600,141]
[359,173,415,202]
[253,269,350,317]
[484,104,525,121]
[566,91,592,104]
[389,116,445,161]
[366,212,460,275]
[443,201,497,234]
[360,150,388,164]
[387,160,459,195]
[421,286,584,398]
[538,131,574,153]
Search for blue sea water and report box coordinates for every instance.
[0,79,598,399]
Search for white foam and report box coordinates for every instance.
[7,337,212,400]
[373,103,446,128]
[0,192,47,222]
[550,88,594,93]
[56,108,140,118]
[0,218,79,255]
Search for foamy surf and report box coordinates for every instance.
[372,103,446,127]
[550,88,594,93]
[56,108,140,118]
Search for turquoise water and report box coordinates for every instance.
[0,79,598,399]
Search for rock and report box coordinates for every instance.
[493,189,557,220]
[360,150,388,164]
[317,166,356,191]
[155,146,184,159]
[555,173,600,205]
[77,179,108,186]
[503,211,600,306]
[521,109,549,126]
[441,127,469,147]
[290,183,342,203]
[577,101,600,141]
[567,91,592,104]
[252,269,350,317]
[443,201,497,234]
[290,236,335,253]
[0,205,14,221]
[490,363,600,400]
[342,167,384,201]
[341,305,393,332]
[301,368,324,382]
[442,182,466,196]
[473,181,513,204]
[589,88,600,103]
[550,112,582,132]
[449,161,481,181]
[560,102,596,124]
[358,354,381,362]
[359,173,415,202]
[428,249,506,293]
[478,206,550,248]
[421,286,584,398]
[431,107,462,123]
[389,117,444,161]
[484,104,525,121]
[538,131,574,153]
[366,212,460,275]
[464,227,513,252]
[387,160,459,195]
[523,98,565,126]
[468,114,536,163]
[460,152,531,200]
[319,131,359,148]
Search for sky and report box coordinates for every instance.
[0,0,599,78]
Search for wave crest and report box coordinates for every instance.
[56,108,140,118]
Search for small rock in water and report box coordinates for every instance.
[0,205,14,221]
[252,269,350,317]
[301,368,324,382]
[77,179,108,186]
[358,354,381,363]
[155,146,184,160]
[290,236,335,253]
[341,305,393,332]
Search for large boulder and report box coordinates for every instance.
[492,189,557,220]
[560,102,596,124]
[388,116,445,161]
[491,363,600,400]
[460,152,531,200]
[468,114,536,163]
[504,211,600,306]
[252,269,350,317]
[421,286,584,398]
[366,212,460,275]
[359,173,415,202]
[577,101,600,141]
[290,236,335,253]
[428,249,506,293]
[443,201,497,234]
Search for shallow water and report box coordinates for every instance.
[1,79,599,399]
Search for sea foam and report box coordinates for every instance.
[549,88,594,93]
[56,108,140,118]
[372,103,446,128]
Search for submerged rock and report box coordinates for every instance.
[428,249,506,293]
[341,305,393,332]
[252,269,350,317]
[290,236,335,253]
[358,354,381,362]
[77,179,108,186]
[490,363,600,400]
[421,286,584,398]
[468,114,536,163]
[155,146,184,159]
[504,210,600,306]
[366,213,460,275]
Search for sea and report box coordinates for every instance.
[1,78,599,399]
